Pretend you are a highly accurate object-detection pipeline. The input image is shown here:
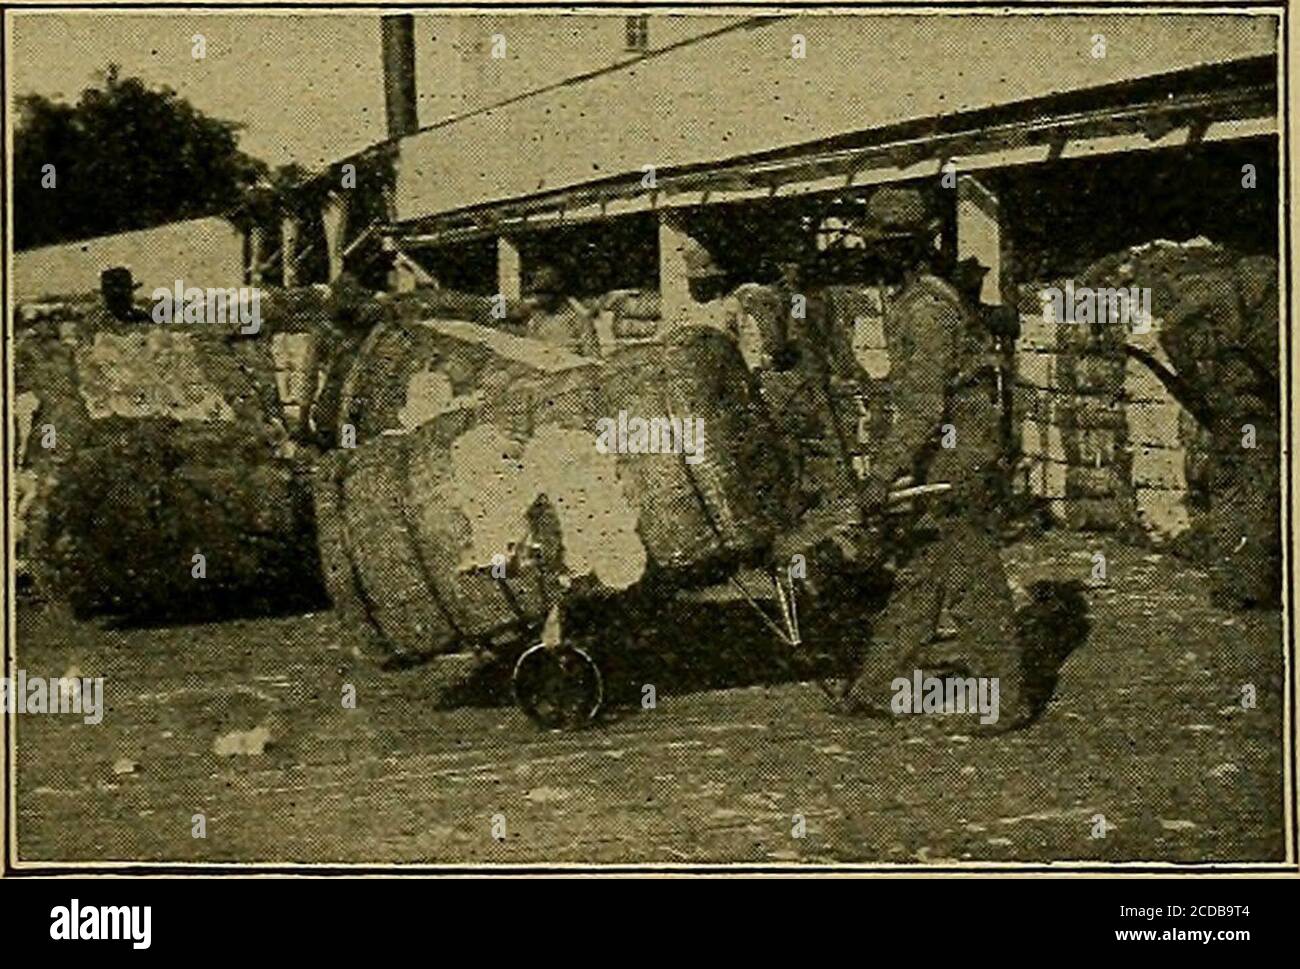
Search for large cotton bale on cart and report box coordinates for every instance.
[15,310,324,622]
[315,326,795,726]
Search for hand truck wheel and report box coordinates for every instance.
[512,642,603,730]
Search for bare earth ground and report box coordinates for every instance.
[13,531,1287,865]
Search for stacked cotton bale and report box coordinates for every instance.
[257,282,412,447]
[308,286,544,447]
[13,303,97,596]
[328,316,604,447]
[312,316,605,657]
[1123,324,1198,541]
[13,296,323,621]
[1083,242,1280,607]
[257,286,336,441]
[1013,241,1279,607]
[1013,286,1134,531]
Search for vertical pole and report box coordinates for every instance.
[658,211,697,324]
[380,14,419,139]
[249,225,266,286]
[956,174,1004,304]
[497,235,522,301]
[322,196,349,283]
[281,217,300,287]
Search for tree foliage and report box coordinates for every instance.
[14,64,267,250]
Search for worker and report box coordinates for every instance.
[766,261,868,561]
[524,264,602,358]
[663,238,777,370]
[97,266,150,323]
[839,221,1031,731]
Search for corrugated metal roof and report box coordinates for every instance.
[392,13,1276,222]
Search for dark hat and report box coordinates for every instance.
[955,255,993,277]
[864,186,931,233]
[100,266,141,291]
[529,264,565,295]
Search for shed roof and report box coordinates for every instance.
[391,13,1277,223]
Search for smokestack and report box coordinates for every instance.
[380,14,418,139]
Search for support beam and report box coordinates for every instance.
[248,225,267,286]
[496,235,522,301]
[956,174,1006,304]
[657,212,705,323]
[281,217,301,287]
[322,195,349,283]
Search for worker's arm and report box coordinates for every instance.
[868,294,958,486]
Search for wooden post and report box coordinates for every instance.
[956,174,1005,304]
[322,196,349,283]
[281,217,301,287]
[497,235,522,301]
[248,225,266,286]
[657,212,699,323]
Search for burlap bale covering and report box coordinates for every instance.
[14,302,324,621]
[312,450,382,655]
[330,315,599,447]
[254,284,491,449]
[320,327,791,660]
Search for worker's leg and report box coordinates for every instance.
[932,518,1026,731]
[841,536,946,714]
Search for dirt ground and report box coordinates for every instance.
[11,531,1287,866]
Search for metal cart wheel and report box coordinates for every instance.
[512,642,603,730]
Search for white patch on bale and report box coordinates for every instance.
[446,422,647,590]
[75,331,234,422]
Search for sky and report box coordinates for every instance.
[9,12,390,170]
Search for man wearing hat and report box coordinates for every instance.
[834,188,1030,731]
[663,237,776,370]
[524,264,602,358]
[98,266,150,323]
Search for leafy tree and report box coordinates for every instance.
[14,64,267,250]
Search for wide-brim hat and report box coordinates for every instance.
[863,186,932,233]
[100,266,142,290]
[955,255,992,275]
[529,265,565,295]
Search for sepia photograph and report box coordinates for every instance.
[1,0,1293,887]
